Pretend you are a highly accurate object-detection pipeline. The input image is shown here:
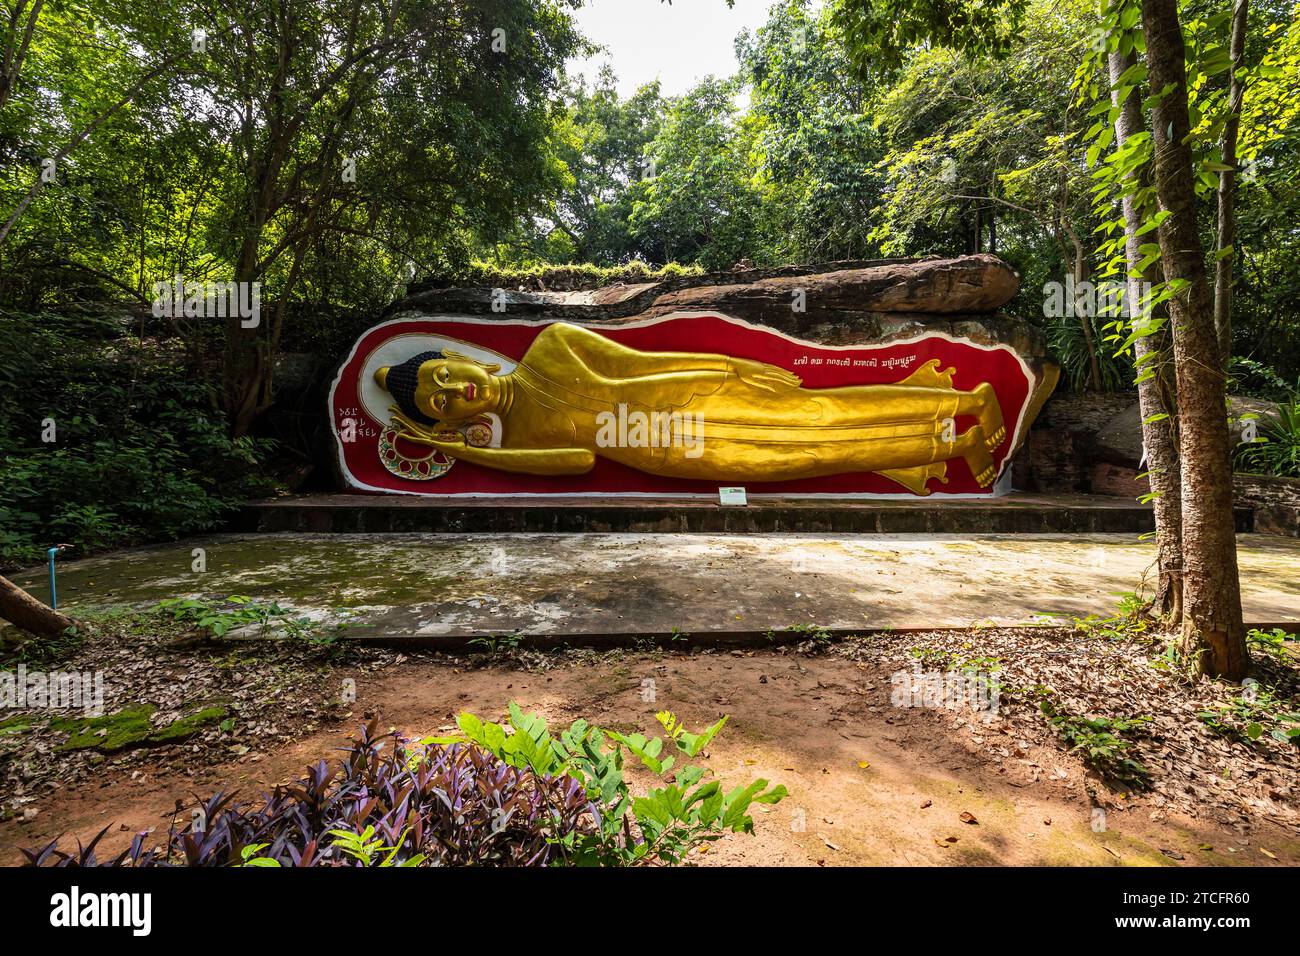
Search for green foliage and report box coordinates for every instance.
[0,311,278,567]
[328,826,424,867]
[1234,398,1300,478]
[1040,700,1152,787]
[630,77,764,270]
[443,703,786,865]
[1048,310,1133,392]
[1069,592,1151,642]
[1229,357,1296,403]
[546,70,671,265]
[781,622,833,644]
[440,259,700,291]
[155,595,349,645]
[909,645,1003,674]
[156,595,286,638]
[737,1,887,261]
[467,633,524,655]
[831,0,1032,72]
[1246,627,1296,659]
[238,844,283,868]
[1197,682,1300,746]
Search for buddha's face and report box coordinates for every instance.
[413,357,496,421]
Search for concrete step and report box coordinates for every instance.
[236,493,1254,536]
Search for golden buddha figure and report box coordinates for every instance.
[373,322,1007,494]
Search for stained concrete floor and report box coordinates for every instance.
[11,532,1299,645]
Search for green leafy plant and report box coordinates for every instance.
[1070,593,1151,643]
[909,645,1002,674]
[156,595,285,637]
[1197,683,1300,746]
[328,826,424,867]
[442,703,786,865]
[1235,399,1300,478]
[467,633,524,655]
[0,311,280,569]
[154,595,348,646]
[767,623,832,647]
[1247,627,1296,660]
[1041,700,1152,788]
[238,844,281,868]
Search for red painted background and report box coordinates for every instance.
[329,314,1033,496]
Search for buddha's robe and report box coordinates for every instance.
[502,323,984,491]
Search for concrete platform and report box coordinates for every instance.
[236,492,1254,535]
[14,532,1296,649]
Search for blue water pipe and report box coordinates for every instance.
[47,546,61,610]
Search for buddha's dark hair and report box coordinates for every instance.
[385,350,443,427]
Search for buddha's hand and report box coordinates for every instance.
[396,426,466,456]
[732,359,802,392]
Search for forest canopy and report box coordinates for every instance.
[2,0,1298,382]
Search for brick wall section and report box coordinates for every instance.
[1016,391,1137,492]
[1023,392,1297,535]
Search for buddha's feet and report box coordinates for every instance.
[973,383,1006,452]
[960,425,997,488]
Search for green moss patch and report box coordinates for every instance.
[52,703,228,753]
[0,714,35,736]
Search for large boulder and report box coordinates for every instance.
[384,254,1054,446]
[328,253,1057,498]
[1095,396,1281,467]
[642,254,1020,318]
[393,254,1019,320]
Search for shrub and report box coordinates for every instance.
[23,707,785,867]
[0,310,278,567]
[1234,398,1300,478]
[1228,356,1295,403]
[23,719,597,867]
[450,704,787,865]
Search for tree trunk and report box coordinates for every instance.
[0,574,74,637]
[1067,233,1103,391]
[1108,48,1184,622]
[1213,0,1249,363]
[1142,0,1248,680]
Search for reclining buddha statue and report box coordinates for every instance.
[373,322,1007,494]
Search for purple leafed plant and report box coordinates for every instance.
[22,719,600,867]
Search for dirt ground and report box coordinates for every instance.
[5,638,1298,867]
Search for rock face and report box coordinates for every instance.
[1094,396,1281,469]
[394,254,1019,319]
[642,254,1020,317]
[330,253,1058,498]
[386,254,1055,430]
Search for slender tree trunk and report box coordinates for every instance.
[1066,232,1103,390]
[1108,48,1184,622]
[1214,0,1249,362]
[1141,0,1248,680]
[0,574,74,637]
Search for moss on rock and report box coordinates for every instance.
[52,703,228,752]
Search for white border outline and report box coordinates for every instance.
[327,310,1037,499]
